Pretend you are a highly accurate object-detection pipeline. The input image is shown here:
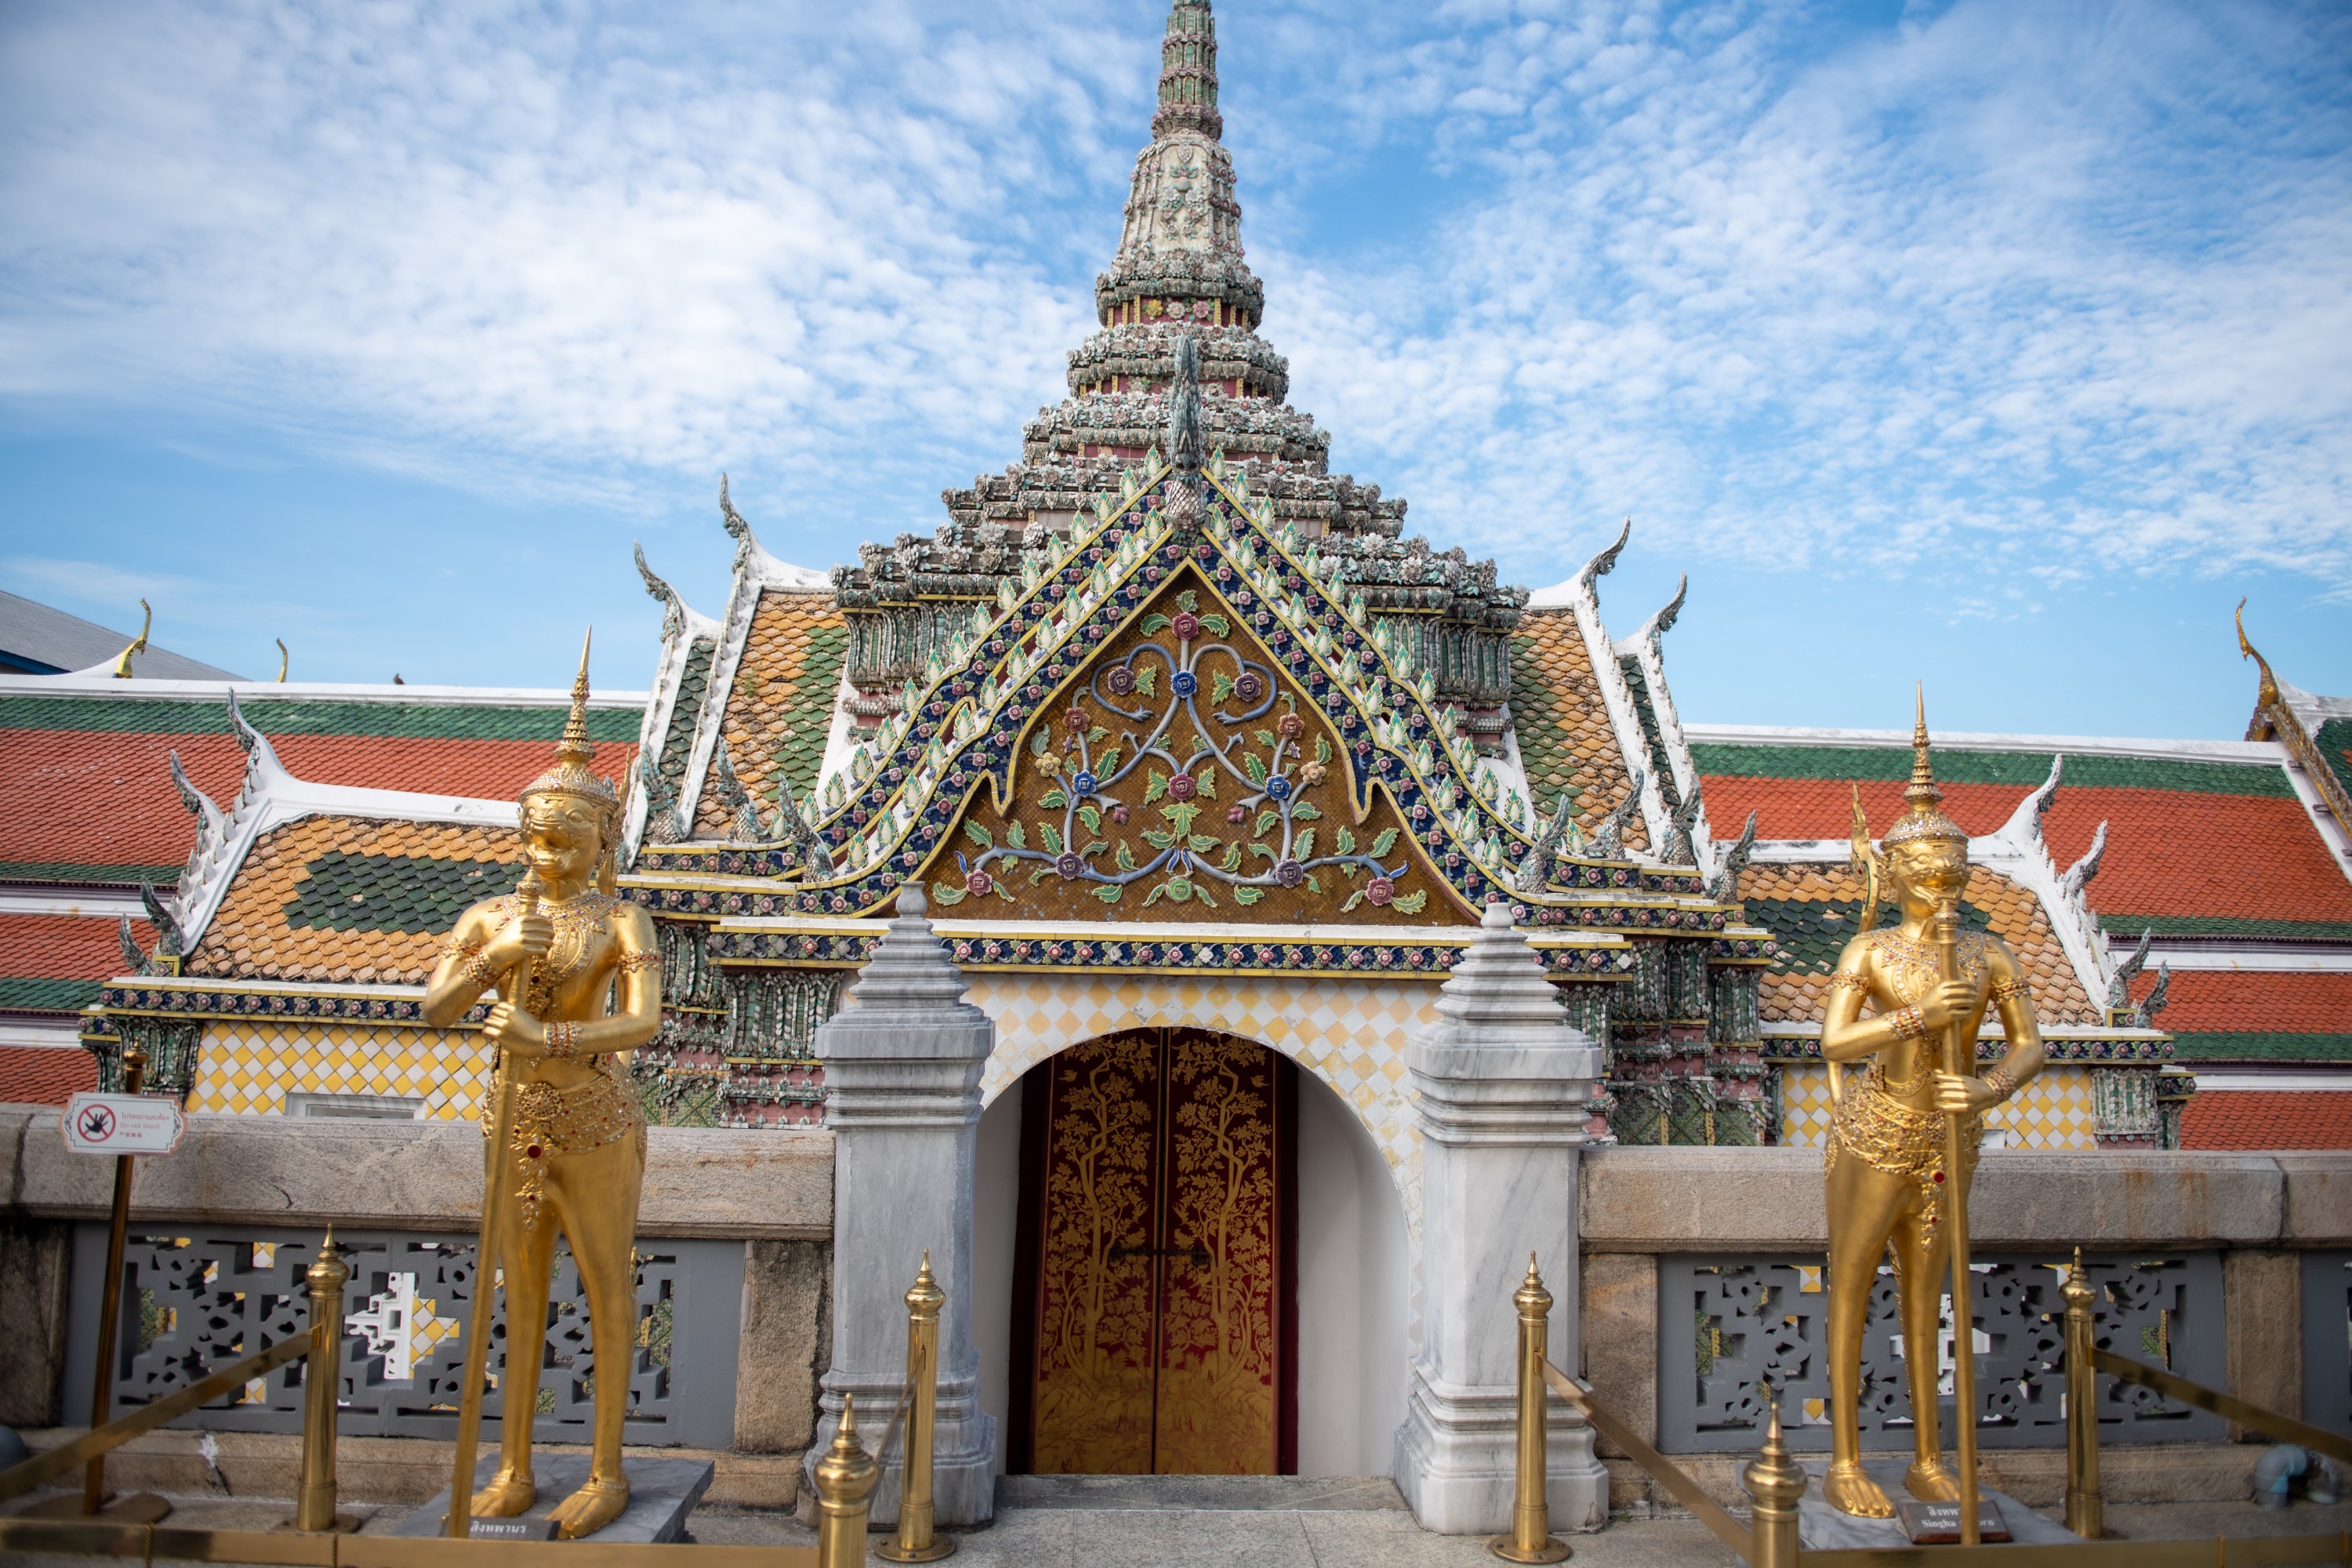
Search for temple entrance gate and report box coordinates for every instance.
[1007,1027,1298,1475]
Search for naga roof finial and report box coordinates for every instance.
[110,599,152,679]
[2236,597,2280,709]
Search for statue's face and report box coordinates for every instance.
[521,794,608,883]
[1887,840,1969,905]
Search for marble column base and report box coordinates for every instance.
[1392,1365,1606,1536]
[801,1382,998,1527]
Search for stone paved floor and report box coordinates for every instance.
[6,1474,2351,1566]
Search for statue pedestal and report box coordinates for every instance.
[1795,1460,2081,1549]
[389,1453,714,1543]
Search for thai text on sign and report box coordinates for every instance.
[60,1092,187,1156]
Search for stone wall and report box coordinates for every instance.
[0,1106,833,1508]
[1577,1147,2352,1513]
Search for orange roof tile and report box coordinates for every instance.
[1737,860,2098,1025]
[187,815,522,985]
[694,592,850,836]
[0,915,158,980]
[1508,609,1646,851]
[2129,970,2352,1034]
[2180,1091,2352,1150]
[0,1045,97,1106]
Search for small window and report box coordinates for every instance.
[286,1092,424,1121]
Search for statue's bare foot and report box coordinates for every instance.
[1825,1460,1894,1519]
[1904,1458,1962,1502]
[549,1478,630,1541]
[469,1468,536,1518]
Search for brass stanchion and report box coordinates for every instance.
[447,873,539,1538]
[877,1253,953,1562]
[1742,1400,1806,1568]
[27,1046,170,1525]
[1489,1255,1570,1563]
[2063,1248,2103,1541]
[815,1395,880,1568]
[1934,895,1984,1545]
[288,1232,358,1533]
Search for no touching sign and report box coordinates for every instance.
[61,1092,187,1156]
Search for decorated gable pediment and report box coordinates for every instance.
[638,454,1738,925]
[922,565,1457,924]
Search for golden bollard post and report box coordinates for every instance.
[1489,1255,1570,1563]
[1742,1400,1806,1568]
[877,1252,953,1562]
[290,1231,359,1534]
[2063,1248,2103,1540]
[815,1394,880,1568]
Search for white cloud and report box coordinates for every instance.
[1,0,2346,604]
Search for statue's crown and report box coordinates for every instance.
[1881,688,1967,849]
[520,631,620,834]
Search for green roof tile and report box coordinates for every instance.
[0,862,181,886]
[281,851,524,934]
[0,977,103,1012]
[2315,718,2352,806]
[2095,913,2352,941]
[0,695,638,742]
[1691,742,2296,799]
[2168,1031,2352,1062]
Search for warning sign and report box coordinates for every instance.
[60,1093,186,1156]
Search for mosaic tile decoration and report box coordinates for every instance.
[188,1021,487,1120]
[1778,1062,2099,1151]
[964,970,1442,1232]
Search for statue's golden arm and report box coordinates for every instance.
[422,900,517,1029]
[1820,947,1907,1062]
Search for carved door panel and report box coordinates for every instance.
[1011,1029,1295,1474]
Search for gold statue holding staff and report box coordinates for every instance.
[421,634,662,1540]
[1818,695,2043,1524]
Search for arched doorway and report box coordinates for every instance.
[1005,1027,1298,1474]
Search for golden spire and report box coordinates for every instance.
[1882,685,1966,848]
[518,629,619,828]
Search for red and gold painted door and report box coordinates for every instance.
[1008,1029,1297,1474]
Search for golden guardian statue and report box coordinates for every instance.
[1817,695,2044,1524]
[421,635,662,1540]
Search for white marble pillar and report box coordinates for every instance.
[1395,902,1607,1535]
[804,885,999,1524]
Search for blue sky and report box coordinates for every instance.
[1,0,2346,739]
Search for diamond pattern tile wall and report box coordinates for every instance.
[188,1022,488,1120]
[1778,1062,2097,1151]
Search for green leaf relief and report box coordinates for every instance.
[1079,805,1104,837]
[1145,771,1171,804]
[1290,801,1322,821]
[1218,843,1243,872]
[1177,589,1199,612]
[1134,667,1159,697]
[1295,827,1317,860]
[1087,726,1110,746]
[1142,613,1174,636]
[1031,731,1051,757]
[1244,753,1269,785]
[1316,736,1333,764]
[992,878,1017,902]
[1116,840,1138,871]
[1005,821,1028,851]
[1342,890,1367,913]
[1336,827,1357,856]
[1370,827,1399,858]
[1236,886,1266,906]
[1254,810,1279,840]
[1040,789,1069,810]
[964,822,995,850]
[1196,768,1217,799]
[1192,883,1219,908]
[1254,729,1276,747]
[1392,890,1428,914]
[1041,823,1065,855]
[1212,672,1235,703]
[1098,747,1122,773]
[1144,884,1167,908]
[1080,840,1109,860]
[931,882,968,906]
[1189,833,1221,854]
[1092,884,1124,904]
[1198,614,1229,636]
[1142,830,1176,850]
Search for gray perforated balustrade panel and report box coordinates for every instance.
[63,1226,741,1450]
[2305,1251,2352,1437]
[1657,1254,2227,1453]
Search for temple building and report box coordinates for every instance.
[4,0,2348,1507]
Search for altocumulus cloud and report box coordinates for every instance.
[1,0,2347,597]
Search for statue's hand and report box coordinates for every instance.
[1916,978,1977,1030]
[1932,1071,1995,1114]
[481,913,553,971]
[483,1002,546,1055]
